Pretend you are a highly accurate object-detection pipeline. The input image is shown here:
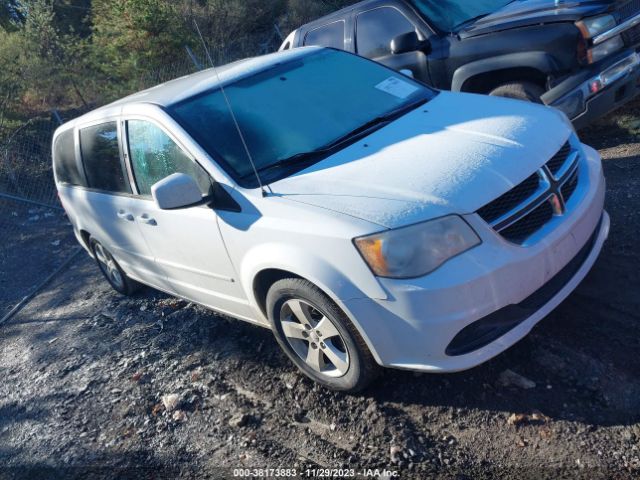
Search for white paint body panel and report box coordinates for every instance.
[53,49,608,373]
[271,92,571,228]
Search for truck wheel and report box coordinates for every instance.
[266,278,378,393]
[90,238,141,296]
[490,82,545,103]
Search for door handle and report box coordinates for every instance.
[117,210,134,222]
[137,214,157,226]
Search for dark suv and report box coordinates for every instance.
[280,0,640,128]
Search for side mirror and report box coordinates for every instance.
[152,173,203,210]
[391,31,431,55]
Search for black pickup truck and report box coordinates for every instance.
[280,0,640,128]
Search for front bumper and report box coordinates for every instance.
[342,144,608,372]
[545,50,640,129]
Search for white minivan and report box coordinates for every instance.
[53,47,609,392]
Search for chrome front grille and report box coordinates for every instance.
[500,201,554,245]
[477,141,581,245]
[476,174,540,224]
[545,142,572,176]
[618,0,640,45]
[623,23,640,45]
[618,0,640,21]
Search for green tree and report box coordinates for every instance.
[91,0,192,90]
[52,0,92,38]
[0,0,23,31]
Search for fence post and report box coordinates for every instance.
[185,46,204,71]
[52,109,64,126]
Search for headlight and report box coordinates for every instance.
[577,15,616,38]
[589,35,625,63]
[354,216,481,279]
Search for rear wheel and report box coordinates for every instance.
[267,278,378,392]
[489,81,545,103]
[90,238,141,296]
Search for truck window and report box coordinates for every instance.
[53,129,84,186]
[79,122,130,194]
[126,120,211,197]
[356,7,416,59]
[304,21,345,50]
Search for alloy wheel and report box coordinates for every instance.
[94,242,124,290]
[279,298,350,378]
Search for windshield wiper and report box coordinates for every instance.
[254,97,429,179]
[255,150,330,176]
[454,14,491,30]
[323,97,430,150]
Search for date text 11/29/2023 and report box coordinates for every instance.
[232,468,400,478]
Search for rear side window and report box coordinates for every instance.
[304,21,345,50]
[53,129,84,186]
[356,7,416,59]
[79,122,130,194]
[127,120,212,197]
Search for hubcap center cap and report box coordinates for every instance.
[310,332,320,343]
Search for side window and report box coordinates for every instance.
[127,120,212,197]
[304,21,345,50]
[79,122,130,194]
[53,129,84,186]
[356,7,416,59]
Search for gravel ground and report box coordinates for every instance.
[0,103,639,480]
[0,200,76,318]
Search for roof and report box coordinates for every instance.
[65,48,318,129]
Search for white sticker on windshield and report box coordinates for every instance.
[375,76,419,99]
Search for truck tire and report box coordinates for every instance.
[490,82,545,103]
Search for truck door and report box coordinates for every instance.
[354,6,432,85]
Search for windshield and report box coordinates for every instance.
[408,0,513,32]
[168,49,435,188]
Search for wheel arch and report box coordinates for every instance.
[241,244,387,366]
[79,229,92,253]
[253,268,303,319]
[452,52,557,93]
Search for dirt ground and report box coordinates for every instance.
[0,102,639,480]
[0,200,76,318]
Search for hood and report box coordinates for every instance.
[459,0,614,38]
[270,92,572,230]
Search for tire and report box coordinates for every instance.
[266,278,378,393]
[90,238,141,296]
[489,81,545,103]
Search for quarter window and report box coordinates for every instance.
[304,21,346,50]
[356,8,416,59]
[79,122,129,193]
[126,120,212,197]
[54,129,84,186]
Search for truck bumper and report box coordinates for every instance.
[544,50,640,129]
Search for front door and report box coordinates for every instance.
[123,118,252,319]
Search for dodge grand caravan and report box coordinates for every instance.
[53,48,609,392]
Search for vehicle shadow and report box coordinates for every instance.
[1,451,187,480]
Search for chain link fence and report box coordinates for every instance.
[0,115,71,319]
[0,9,291,318]
[0,52,214,319]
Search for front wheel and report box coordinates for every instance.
[489,81,545,103]
[266,278,378,392]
